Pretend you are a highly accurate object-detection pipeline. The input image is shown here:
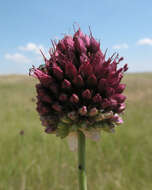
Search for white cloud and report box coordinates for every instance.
[112,43,128,50]
[5,53,31,64]
[18,42,44,54]
[137,38,152,46]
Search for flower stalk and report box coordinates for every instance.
[78,130,87,190]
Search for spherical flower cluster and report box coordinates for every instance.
[30,28,128,138]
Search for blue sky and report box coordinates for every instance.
[0,0,152,74]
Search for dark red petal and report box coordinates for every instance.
[112,94,126,103]
[59,93,68,102]
[109,98,117,107]
[74,28,84,38]
[31,68,54,87]
[116,84,126,93]
[102,99,110,109]
[52,65,63,80]
[52,103,62,112]
[93,93,102,103]
[64,36,74,49]
[79,62,93,77]
[80,53,88,64]
[36,86,46,96]
[106,87,115,96]
[93,63,103,79]
[37,103,51,115]
[89,37,100,53]
[49,83,58,94]
[87,74,97,86]
[36,83,43,89]
[70,94,79,104]
[73,74,84,87]
[39,95,52,104]
[57,39,66,52]
[82,89,92,99]
[108,77,119,88]
[117,103,126,113]
[82,35,90,47]
[65,62,77,79]
[98,78,107,92]
[62,79,71,89]
[74,37,86,53]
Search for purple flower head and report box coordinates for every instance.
[30,27,128,138]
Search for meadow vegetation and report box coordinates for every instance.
[0,73,152,190]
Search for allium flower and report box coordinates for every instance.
[30,28,128,138]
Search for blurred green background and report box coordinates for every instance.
[0,74,152,190]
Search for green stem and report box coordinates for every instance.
[78,130,87,190]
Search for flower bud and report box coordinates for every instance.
[82,35,90,47]
[109,98,117,107]
[89,108,98,117]
[116,84,126,93]
[39,95,52,103]
[49,83,58,94]
[65,62,77,79]
[112,94,126,103]
[111,114,123,125]
[59,93,68,102]
[57,40,66,52]
[52,103,62,112]
[62,79,71,89]
[30,68,53,87]
[93,93,102,103]
[90,37,100,53]
[73,74,84,87]
[68,111,77,120]
[70,94,79,103]
[79,62,93,77]
[117,103,126,113]
[74,37,86,53]
[102,99,110,109]
[52,65,63,80]
[73,28,84,38]
[64,36,74,49]
[103,111,113,119]
[82,89,92,99]
[106,87,115,96]
[87,74,97,86]
[98,78,107,92]
[79,106,87,116]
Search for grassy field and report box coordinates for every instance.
[0,73,152,190]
